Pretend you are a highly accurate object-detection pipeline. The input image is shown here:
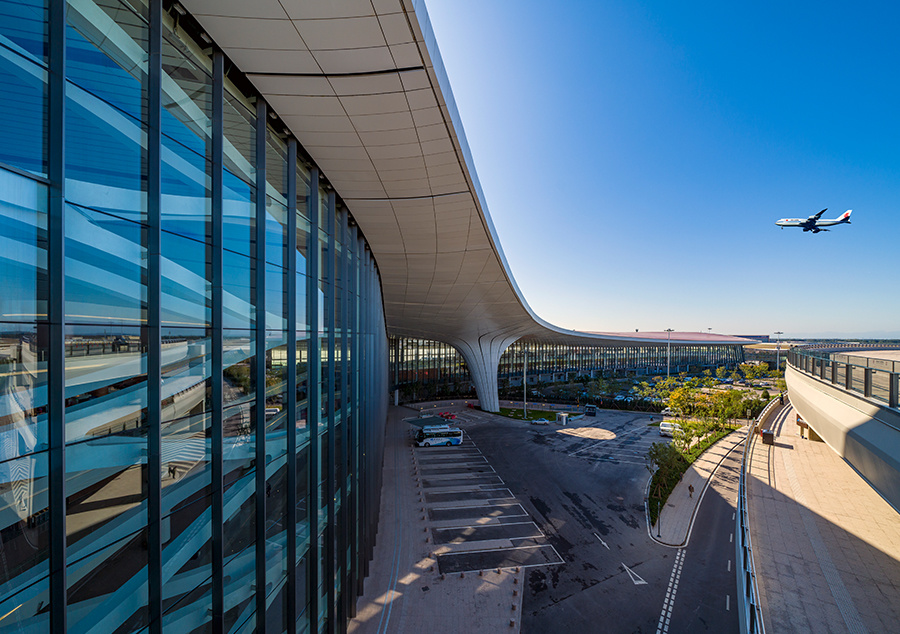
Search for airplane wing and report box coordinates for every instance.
[807,208,827,222]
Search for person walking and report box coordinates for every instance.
[688,484,694,498]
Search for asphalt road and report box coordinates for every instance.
[457,408,739,634]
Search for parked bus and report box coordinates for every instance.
[415,425,463,447]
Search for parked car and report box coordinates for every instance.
[661,407,675,416]
[531,418,550,425]
[659,422,682,437]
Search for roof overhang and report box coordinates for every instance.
[181,0,746,349]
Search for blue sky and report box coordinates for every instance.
[424,1,900,338]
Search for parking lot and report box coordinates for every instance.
[411,428,564,575]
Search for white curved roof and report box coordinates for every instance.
[182,0,748,348]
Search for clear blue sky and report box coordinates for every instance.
[425,0,900,339]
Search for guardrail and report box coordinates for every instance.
[789,345,900,410]
[735,394,783,634]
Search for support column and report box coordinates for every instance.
[452,334,520,413]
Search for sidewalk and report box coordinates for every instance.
[652,427,747,546]
[348,406,524,634]
[747,403,900,633]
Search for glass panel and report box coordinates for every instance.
[65,204,147,326]
[0,38,48,176]
[161,329,211,506]
[267,263,287,331]
[0,170,47,323]
[161,497,212,632]
[224,330,254,406]
[0,0,48,60]
[296,333,309,448]
[223,473,255,631]
[223,251,254,331]
[64,323,147,542]
[266,336,288,461]
[66,528,148,632]
[162,230,211,328]
[266,198,288,269]
[295,445,309,554]
[266,461,288,632]
[222,90,256,257]
[0,451,50,621]
[161,24,212,241]
[65,1,148,224]
[872,369,890,403]
[0,323,47,460]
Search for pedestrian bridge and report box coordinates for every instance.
[786,345,900,510]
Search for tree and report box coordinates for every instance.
[716,366,729,379]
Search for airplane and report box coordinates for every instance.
[775,209,852,233]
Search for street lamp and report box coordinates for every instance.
[665,328,674,378]
[523,348,528,419]
[774,331,784,374]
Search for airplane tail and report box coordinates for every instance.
[840,209,852,223]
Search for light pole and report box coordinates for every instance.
[523,348,528,419]
[665,328,674,378]
[774,331,784,374]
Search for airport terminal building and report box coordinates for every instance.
[0,1,747,632]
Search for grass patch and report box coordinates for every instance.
[647,421,660,427]
[498,407,569,422]
[647,426,737,527]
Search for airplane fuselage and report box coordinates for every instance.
[776,209,852,233]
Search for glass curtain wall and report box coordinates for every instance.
[0,1,388,633]
[389,336,745,396]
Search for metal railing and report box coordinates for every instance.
[788,345,900,410]
[735,395,783,634]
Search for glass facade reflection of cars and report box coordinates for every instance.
[0,1,388,632]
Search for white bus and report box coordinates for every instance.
[415,425,463,447]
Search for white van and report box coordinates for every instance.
[659,422,682,437]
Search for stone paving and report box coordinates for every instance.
[747,402,900,633]
[348,406,527,634]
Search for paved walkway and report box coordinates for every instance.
[349,406,524,634]
[652,427,748,547]
[747,402,900,633]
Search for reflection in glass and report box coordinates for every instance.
[162,231,211,327]
[223,252,254,331]
[0,170,48,322]
[66,528,148,632]
[0,323,48,462]
[64,1,148,224]
[0,451,49,614]
[222,89,255,258]
[65,204,147,326]
[0,35,48,176]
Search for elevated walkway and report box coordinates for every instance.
[747,403,900,633]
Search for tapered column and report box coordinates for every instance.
[452,335,520,412]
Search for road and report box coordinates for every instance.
[452,407,739,633]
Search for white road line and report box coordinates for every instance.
[622,563,648,585]
[726,594,730,611]
[656,549,686,634]
[727,559,731,572]
[729,532,733,543]
[593,532,610,549]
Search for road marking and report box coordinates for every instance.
[656,549,685,634]
[732,512,736,521]
[622,563,647,585]
[727,559,731,572]
[593,533,610,550]
[726,594,730,611]
[729,532,733,543]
